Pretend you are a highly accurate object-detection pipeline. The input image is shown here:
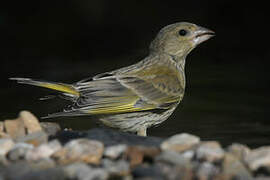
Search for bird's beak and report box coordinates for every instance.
[193,26,215,45]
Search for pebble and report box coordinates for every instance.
[0,122,3,131]
[26,139,62,161]
[124,146,161,167]
[161,133,200,152]
[196,141,225,162]
[0,138,15,156]
[222,153,253,180]
[16,131,48,147]
[54,138,104,165]
[196,162,219,180]
[155,150,191,167]
[102,159,130,176]
[4,119,25,139]
[7,142,34,161]
[19,111,42,134]
[104,144,127,159]
[40,122,61,136]
[63,162,108,180]
[227,143,250,161]
[244,146,270,171]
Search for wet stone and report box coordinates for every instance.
[0,138,15,156]
[26,139,62,161]
[54,138,104,165]
[104,144,127,159]
[40,122,61,137]
[196,141,225,162]
[7,142,34,161]
[161,133,200,152]
[63,162,108,180]
[244,146,270,171]
[132,164,164,180]
[19,111,42,134]
[16,131,48,147]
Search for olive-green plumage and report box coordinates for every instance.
[11,22,214,136]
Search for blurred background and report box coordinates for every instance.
[0,0,269,147]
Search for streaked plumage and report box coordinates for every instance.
[11,22,214,136]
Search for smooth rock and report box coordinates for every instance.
[0,138,15,156]
[104,144,127,159]
[4,119,25,139]
[102,159,130,176]
[0,122,3,131]
[156,161,194,180]
[196,162,219,180]
[81,128,163,147]
[161,133,200,152]
[125,146,161,167]
[0,161,63,180]
[222,153,253,180]
[0,131,10,138]
[63,162,108,180]
[19,111,42,134]
[40,122,61,136]
[228,143,250,161]
[16,131,48,147]
[132,164,164,180]
[7,143,34,161]
[26,139,62,161]
[244,146,270,171]
[54,138,104,165]
[155,150,191,167]
[196,141,225,162]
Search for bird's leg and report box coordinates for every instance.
[137,127,147,136]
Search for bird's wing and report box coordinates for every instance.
[68,60,184,115]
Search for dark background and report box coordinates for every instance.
[1,0,269,147]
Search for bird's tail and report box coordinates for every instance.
[9,78,80,97]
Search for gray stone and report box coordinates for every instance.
[222,153,253,180]
[161,133,200,152]
[54,138,104,165]
[0,138,15,156]
[19,110,42,134]
[40,122,61,136]
[0,161,63,180]
[102,159,130,176]
[156,161,194,180]
[196,162,219,180]
[132,164,164,180]
[104,144,127,159]
[63,162,108,180]
[155,150,191,167]
[7,143,34,161]
[26,139,62,161]
[244,146,270,171]
[196,141,224,162]
[16,131,48,147]
[228,143,250,161]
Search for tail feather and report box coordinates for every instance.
[10,78,79,96]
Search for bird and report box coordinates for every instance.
[10,22,214,136]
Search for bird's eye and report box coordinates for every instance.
[178,29,187,36]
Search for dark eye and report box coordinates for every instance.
[178,29,187,36]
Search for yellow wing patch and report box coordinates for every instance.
[40,83,79,96]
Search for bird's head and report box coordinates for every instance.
[150,22,215,58]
